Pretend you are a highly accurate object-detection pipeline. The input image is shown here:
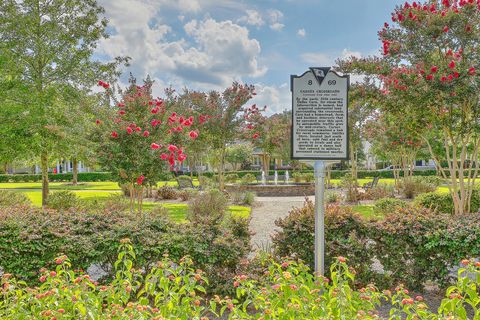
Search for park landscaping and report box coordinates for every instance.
[1,0,480,319]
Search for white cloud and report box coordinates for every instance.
[238,9,264,27]
[182,19,267,84]
[297,28,306,37]
[267,9,284,32]
[250,83,290,115]
[267,9,284,23]
[301,49,362,67]
[270,22,285,31]
[96,0,266,89]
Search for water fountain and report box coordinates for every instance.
[225,168,314,197]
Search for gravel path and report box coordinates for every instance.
[249,196,314,252]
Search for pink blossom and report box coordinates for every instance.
[151,143,160,149]
[189,131,199,139]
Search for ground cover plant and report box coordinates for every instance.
[1,239,479,319]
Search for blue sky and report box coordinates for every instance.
[96,0,404,114]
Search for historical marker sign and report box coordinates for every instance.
[291,67,349,160]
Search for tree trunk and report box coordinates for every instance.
[3,163,7,174]
[72,158,78,185]
[349,140,358,185]
[218,148,226,191]
[262,153,270,175]
[41,152,49,207]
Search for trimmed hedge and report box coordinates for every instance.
[0,172,173,183]
[0,204,250,294]
[197,169,440,179]
[272,200,480,290]
[0,169,440,183]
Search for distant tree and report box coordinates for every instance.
[248,111,291,173]
[341,0,480,214]
[178,83,258,190]
[226,143,253,171]
[0,0,127,206]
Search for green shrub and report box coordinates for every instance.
[188,189,228,225]
[230,191,256,206]
[292,172,304,183]
[272,200,480,290]
[399,177,437,199]
[370,206,480,289]
[304,172,314,183]
[0,190,31,207]
[198,175,216,188]
[101,193,129,212]
[46,191,78,210]
[176,175,193,187]
[0,203,250,295]
[414,192,454,213]
[177,188,197,201]
[325,191,342,203]
[225,173,239,183]
[412,175,444,187]
[240,173,256,184]
[364,183,395,200]
[156,185,178,200]
[242,191,256,206]
[373,198,408,215]
[272,200,373,284]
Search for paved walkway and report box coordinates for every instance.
[249,196,314,251]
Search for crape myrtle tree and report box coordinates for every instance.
[344,81,377,184]
[96,77,201,213]
[247,110,291,173]
[178,83,259,190]
[0,0,127,206]
[341,0,480,214]
[364,112,424,186]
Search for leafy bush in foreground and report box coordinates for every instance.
[373,198,408,215]
[46,190,79,210]
[1,240,479,319]
[272,200,480,289]
[0,204,250,295]
[0,190,31,207]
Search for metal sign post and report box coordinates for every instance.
[314,160,326,275]
[291,67,349,276]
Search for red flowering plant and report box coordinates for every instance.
[176,83,258,190]
[95,77,201,213]
[244,110,290,174]
[364,112,424,185]
[339,0,480,214]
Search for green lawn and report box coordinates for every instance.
[0,179,200,190]
[9,187,249,223]
[350,205,382,220]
